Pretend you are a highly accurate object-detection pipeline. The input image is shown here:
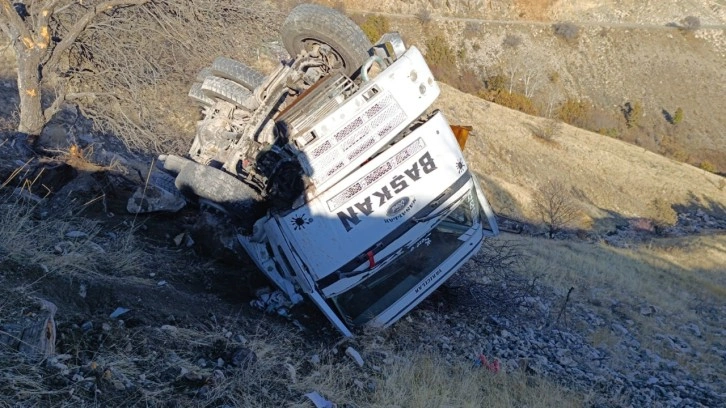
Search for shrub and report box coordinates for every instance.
[416,9,432,26]
[455,68,485,95]
[360,15,390,43]
[532,120,560,142]
[621,101,643,128]
[699,160,716,173]
[424,35,460,87]
[502,34,522,49]
[425,36,457,66]
[598,128,619,138]
[673,107,684,125]
[533,180,580,238]
[650,198,677,233]
[484,75,507,92]
[552,22,580,42]
[680,16,701,31]
[463,22,480,40]
[556,99,590,127]
[478,89,538,115]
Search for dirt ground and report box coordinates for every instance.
[1,1,725,407]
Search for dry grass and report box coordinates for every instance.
[513,231,726,383]
[367,353,584,407]
[0,191,144,279]
[519,233,726,307]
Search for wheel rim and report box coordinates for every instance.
[301,38,346,72]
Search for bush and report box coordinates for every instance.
[532,120,561,142]
[484,75,507,92]
[556,99,590,127]
[650,198,677,233]
[360,15,390,43]
[478,89,538,115]
[680,16,701,31]
[502,34,522,49]
[454,68,485,95]
[700,160,716,173]
[416,9,432,26]
[553,22,580,42]
[598,128,619,138]
[533,180,580,238]
[621,101,643,129]
[425,36,457,66]
[672,107,684,125]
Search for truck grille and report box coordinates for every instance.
[306,93,406,186]
[326,137,425,211]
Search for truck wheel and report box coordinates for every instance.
[282,4,372,77]
[160,154,266,233]
[195,67,213,82]
[200,76,259,111]
[188,82,214,107]
[211,56,265,91]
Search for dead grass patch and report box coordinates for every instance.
[369,352,584,407]
[0,192,144,279]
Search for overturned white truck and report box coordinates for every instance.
[157,4,498,336]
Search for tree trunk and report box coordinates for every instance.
[16,50,45,137]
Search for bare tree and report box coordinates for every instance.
[521,68,543,98]
[0,0,149,141]
[1,0,280,151]
[533,180,580,238]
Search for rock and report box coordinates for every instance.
[681,323,702,338]
[304,391,335,408]
[65,230,88,239]
[127,170,186,214]
[345,347,364,367]
[81,321,93,332]
[611,323,628,336]
[231,347,257,368]
[111,380,126,391]
[109,307,130,319]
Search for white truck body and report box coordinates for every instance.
[237,47,498,336]
[159,6,499,336]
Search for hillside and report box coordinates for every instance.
[436,83,726,228]
[337,0,726,172]
[1,1,725,407]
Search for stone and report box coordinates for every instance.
[345,347,364,367]
[231,347,257,369]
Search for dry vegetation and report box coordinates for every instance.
[1,1,725,406]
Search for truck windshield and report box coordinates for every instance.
[331,187,479,326]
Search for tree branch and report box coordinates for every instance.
[0,0,34,45]
[44,91,105,120]
[46,0,149,69]
[0,18,11,39]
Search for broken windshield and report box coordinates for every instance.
[331,187,479,326]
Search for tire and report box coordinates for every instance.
[200,76,259,111]
[161,155,265,232]
[282,4,372,77]
[195,67,213,82]
[211,57,265,90]
[188,82,214,107]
